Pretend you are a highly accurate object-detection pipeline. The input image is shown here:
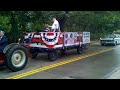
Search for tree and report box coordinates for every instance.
[1,11,120,41]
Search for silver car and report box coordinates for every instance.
[100,34,120,46]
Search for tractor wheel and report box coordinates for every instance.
[5,45,28,72]
[3,43,18,54]
[48,51,58,61]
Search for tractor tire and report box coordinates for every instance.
[3,43,18,54]
[5,45,28,72]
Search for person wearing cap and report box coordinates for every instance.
[0,30,8,53]
[49,17,61,32]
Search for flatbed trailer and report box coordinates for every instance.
[23,31,90,61]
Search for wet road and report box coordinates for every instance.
[0,41,120,79]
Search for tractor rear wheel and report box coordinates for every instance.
[5,45,28,72]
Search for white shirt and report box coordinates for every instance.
[51,19,59,30]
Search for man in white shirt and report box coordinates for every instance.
[49,17,61,32]
[44,24,50,32]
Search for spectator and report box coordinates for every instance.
[0,30,8,53]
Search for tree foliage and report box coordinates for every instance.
[0,11,120,42]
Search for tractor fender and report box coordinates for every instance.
[3,43,19,54]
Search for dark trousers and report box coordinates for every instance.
[52,29,59,32]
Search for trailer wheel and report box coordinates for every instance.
[77,46,83,54]
[48,51,58,61]
[101,44,104,46]
[5,45,28,72]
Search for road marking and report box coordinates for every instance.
[6,48,113,79]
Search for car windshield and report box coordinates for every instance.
[105,34,116,38]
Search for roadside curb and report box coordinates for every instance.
[102,66,120,79]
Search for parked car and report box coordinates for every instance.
[100,34,120,46]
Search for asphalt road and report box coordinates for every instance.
[0,41,120,79]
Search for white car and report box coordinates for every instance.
[100,34,120,46]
